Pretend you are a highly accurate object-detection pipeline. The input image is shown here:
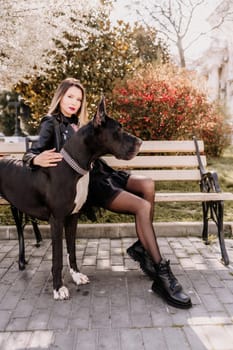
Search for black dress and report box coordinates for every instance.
[23,113,130,209]
[87,157,130,208]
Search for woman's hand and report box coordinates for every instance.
[33,149,63,167]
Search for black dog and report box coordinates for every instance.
[0,98,142,299]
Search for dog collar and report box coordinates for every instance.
[60,148,89,176]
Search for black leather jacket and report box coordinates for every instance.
[23,113,77,167]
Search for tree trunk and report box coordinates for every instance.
[177,37,186,67]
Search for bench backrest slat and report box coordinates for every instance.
[0,139,205,181]
[0,143,26,153]
[139,140,204,153]
[0,140,204,154]
[102,155,207,169]
[129,169,201,181]
[0,140,204,153]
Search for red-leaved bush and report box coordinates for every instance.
[110,64,231,156]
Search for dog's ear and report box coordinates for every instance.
[93,96,106,127]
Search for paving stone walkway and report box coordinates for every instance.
[0,236,233,349]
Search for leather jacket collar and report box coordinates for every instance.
[55,113,78,126]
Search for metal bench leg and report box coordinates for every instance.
[10,205,27,270]
[24,214,42,247]
[202,201,209,243]
[30,217,42,247]
[210,201,229,266]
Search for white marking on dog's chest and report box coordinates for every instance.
[72,173,90,214]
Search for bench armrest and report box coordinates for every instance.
[193,137,222,193]
[200,171,221,193]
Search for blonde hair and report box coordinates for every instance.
[48,77,88,126]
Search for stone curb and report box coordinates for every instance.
[0,221,232,240]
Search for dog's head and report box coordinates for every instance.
[89,96,142,160]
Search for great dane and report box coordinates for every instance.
[0,98,142,300]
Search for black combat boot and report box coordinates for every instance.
[127,241,192,309]
[127,240,145,263]
[127,240,157,279]
[152,259,192,309]
[127,241,181,287]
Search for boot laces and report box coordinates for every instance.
[159,260,178,288]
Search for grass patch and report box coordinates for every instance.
[1,146,233,225]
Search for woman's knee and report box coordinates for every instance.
[138,177,155,198]
[127,176,155,196]
[108,191,151,216]
[135,197,152,215]
[144,177,155,193]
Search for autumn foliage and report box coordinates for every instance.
[110,65,231,156]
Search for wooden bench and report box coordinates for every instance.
[102,137,233,266]
[0,137,233,266]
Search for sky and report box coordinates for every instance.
[110,0,222,61]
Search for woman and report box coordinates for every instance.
[23,77,192,309]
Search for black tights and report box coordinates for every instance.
[106,175,162,264]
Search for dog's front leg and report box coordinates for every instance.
[65,214,89,285]
[50,216,69,300]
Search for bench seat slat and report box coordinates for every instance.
[155,192,233,202]
[0,154,23,160]
[2,192,233,205]
[103,155,207,168]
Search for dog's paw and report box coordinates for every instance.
[70,269,90,285]
[53,286,69,300]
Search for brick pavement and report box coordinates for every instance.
[0,236,233,349]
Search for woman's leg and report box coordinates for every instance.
[123,175,162,262]
[125,175,155,222]
[106,176,192,308]
[107,183,162,264]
